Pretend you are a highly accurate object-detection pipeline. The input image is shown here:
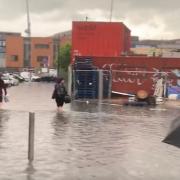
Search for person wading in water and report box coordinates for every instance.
[0,74,7,109]
[52,78,67,112]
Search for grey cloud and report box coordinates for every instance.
[0,0,180,38]
[1,0,179,21]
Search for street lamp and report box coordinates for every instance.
[25,0,31,68]
[53,36,60,77]
[26,0,31,38]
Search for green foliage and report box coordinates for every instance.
[58,44,71,72]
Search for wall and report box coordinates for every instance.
[0,40,5,67]
[30,37,54,68]
[6,36,24,68]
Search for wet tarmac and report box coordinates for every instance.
[0,82,180,180]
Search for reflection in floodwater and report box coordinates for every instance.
[52,113,69,139]
[25,162,36,180]
[0,110,9,149]
[0,83,180,179]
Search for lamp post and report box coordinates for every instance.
[26,0,31,38]
[53,36,60,77]
[25,0,31,68]
[57,39,60,77]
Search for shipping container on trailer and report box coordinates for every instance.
[76,56,180,96]
[72,21,131,63]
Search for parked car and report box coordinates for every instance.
[2,76,11,87]
[31,74,41,81]
[20,72,31,81]
[9,76,19,86]
[2,74,19,86]
[49,69,57,77]
[20,72,40,82]
[13,74,25,82]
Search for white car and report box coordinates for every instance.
[20,72,31,81]
[9,76,19,86]
[2,75,19,86]
[2,76,11,86]
[31,74,40,81]
[20,72,40,81]
[49,69,57,77]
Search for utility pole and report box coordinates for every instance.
[110,0,114,22]
[57,38,60,77]
[25,0,31,68]
[53,36,60,77]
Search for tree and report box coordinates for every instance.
[58,43,71,72]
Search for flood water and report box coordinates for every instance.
[0,82,180,180]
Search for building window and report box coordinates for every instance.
[0,47,5,53]
[0,40,5,47]
[37,56,48,62]
[35,44,49,49]
[11,55,18,61]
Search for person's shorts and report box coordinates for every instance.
[55,97,64,107]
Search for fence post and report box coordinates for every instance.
[72,70,76,99]
[68,65,72,96]
[98,70,103,101]
[28,112,35,161]
[108,70,112,99]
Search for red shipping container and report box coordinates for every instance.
[72,21,131,63]
[78,56,180,95]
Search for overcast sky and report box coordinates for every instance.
[0,0,180,39]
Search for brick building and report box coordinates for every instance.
[30,37,54,68]
[6,35,24,68]
[0,32,21,68]
[0,32,56,70]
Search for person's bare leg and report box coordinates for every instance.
[0,103,3,109]
[57,106,63,112]
[59,106,63,112]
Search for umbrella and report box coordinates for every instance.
[163,116,180,148]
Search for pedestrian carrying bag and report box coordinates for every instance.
[64,95,71,103]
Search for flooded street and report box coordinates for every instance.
[0,82,180,180]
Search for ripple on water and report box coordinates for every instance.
[0,83,180,179]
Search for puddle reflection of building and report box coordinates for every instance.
[25,162,36,180]
[0,110,9,148]
[70,100,100,113]
[52,113,70,138]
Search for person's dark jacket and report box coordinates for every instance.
[52,83,67,99]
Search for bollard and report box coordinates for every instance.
[28,112,35,161]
